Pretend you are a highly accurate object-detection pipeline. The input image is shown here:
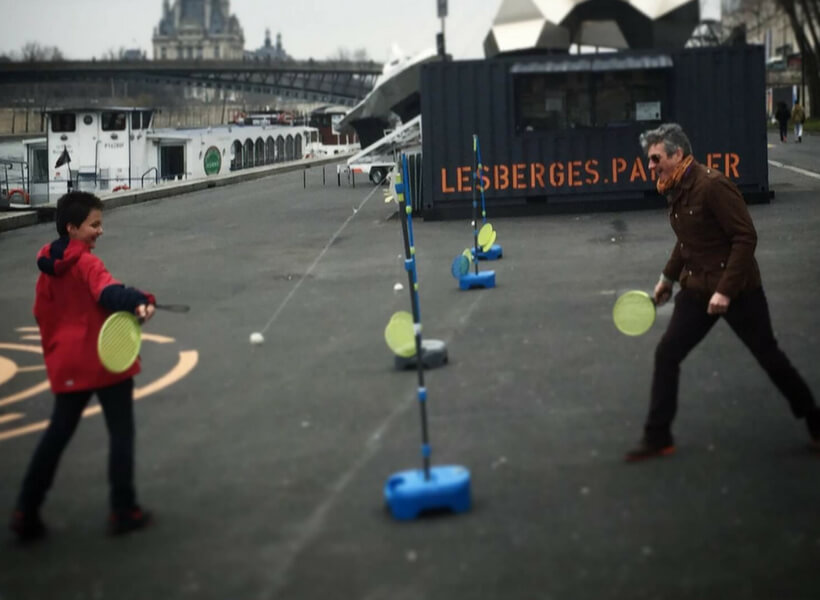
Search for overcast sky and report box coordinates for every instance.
[0,0,500,62]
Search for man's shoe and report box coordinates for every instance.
[108,506,152,536]
[806,411,820,452]
[625,438,675,462]
[9,510,47,543]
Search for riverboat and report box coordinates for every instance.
[2,106,329,208]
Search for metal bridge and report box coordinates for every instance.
[0,59,383,106]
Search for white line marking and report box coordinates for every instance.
[768,160,820,181]
[257,184,382,336]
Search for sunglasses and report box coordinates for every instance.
[648,153,663,164]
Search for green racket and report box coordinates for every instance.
[612,290,657,336]
[98,311,142,373]
[477,222,495,249]
[481,229,497,252]
[384,311,416,357]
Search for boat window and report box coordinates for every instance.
[51,113,76,133]
[101,111,127,131]
[131,112,141,130]
[142,111,153,129]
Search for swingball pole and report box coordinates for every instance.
[395,155,430,477]
[384,155,471,520]
[475,134,488,225]
[471,135,480,275]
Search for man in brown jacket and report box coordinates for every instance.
[626,123,819,461]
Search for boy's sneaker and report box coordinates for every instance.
[108,506,153,536]
[625,438,675,462]
[9,510,47,543]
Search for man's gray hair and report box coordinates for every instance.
[639,123,693,158]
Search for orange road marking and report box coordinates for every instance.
[0,381,51,407]
[0,355,17,386]
[15,327,39,333]
[15,365,46,373]
[19,335,41,341]
[134,350,198,398]
[0,413,23,424]
[142,333,175,344]
[0,343,42,354]
[0,350,198,442]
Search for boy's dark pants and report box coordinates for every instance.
[645,287,816,443]
[17,378,136,513]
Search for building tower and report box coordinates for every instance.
[153,0,245,60]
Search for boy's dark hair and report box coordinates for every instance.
[55,192,104,236]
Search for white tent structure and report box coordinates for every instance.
[483,0,700,57]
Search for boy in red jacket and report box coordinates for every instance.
[10,192,156,542]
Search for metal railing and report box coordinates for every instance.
[141,167,158,188]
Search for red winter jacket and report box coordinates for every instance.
[34,238,154,393]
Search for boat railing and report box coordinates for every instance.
[141,167,159,188]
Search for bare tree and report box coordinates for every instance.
[728,0,819,114]
[329,47,370,63]
[775,0,820,114]
[20,42,64,61]
[101,47,128,61]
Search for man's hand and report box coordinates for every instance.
[136,303,155,323]
[707,292,730,315]
[653,280,672,305]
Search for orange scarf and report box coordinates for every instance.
[656,155,694,195]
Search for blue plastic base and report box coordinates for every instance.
[385,465,471,520]
[471,244,503,261]
[458,270,496,290]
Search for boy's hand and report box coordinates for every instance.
[136,303,155,323]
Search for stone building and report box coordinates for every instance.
[153,0,245,60]
[246,29,291,61]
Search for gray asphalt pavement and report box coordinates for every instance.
[0,141,818,600]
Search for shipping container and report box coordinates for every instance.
[420,45,770,219]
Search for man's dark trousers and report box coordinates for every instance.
[646,287,816,442]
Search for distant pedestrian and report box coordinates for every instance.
[10,191,156,542]
[625,123,819,461]
[775,102,790,142]
[791,101,806,143]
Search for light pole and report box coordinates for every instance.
[437,0,447,58]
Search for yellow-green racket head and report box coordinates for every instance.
[477,222,494,248]
[612,291,656,336]
[384,311,416,357]
[481,229,498,252]
[98,312,142,373]
[389,311,413,325]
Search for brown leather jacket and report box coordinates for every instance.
[662,161,761,297]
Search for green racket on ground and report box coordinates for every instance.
[98,311,142,373]
[385,311,416,357]
[612,291,657,336]
[477,222,496,252]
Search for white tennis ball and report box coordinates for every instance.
[249,332,265,345]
